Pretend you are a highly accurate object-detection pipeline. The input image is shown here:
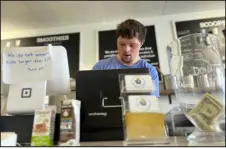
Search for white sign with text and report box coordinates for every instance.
[2,45,52,84]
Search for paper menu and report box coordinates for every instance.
[2,45,52,84]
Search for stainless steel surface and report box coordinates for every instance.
[165,107,195,137]
[70,78,76,91]
[163,75,173,90]
[48,96,64,114]
[1,95,7,114]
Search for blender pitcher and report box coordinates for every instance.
[167,33,225,144]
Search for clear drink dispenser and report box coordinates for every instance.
[166,33,225,144]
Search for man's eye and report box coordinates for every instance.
[130,45,134,48]
[121,44,125,46]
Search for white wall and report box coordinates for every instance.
[2,9,225,113]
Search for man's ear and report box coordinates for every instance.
[140,40,145,47]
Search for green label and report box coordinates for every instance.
[31,136,53,146]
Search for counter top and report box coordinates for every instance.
[80,137,225,146]
[4,136,224,146]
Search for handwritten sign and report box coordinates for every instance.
[2,45,52,84]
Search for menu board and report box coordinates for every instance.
[98,25,161,80]
[175,17,225,38]
[174,17,225,72]
[1,33,80,79]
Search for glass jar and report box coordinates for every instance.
[167,33,225,144]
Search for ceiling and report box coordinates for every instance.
[1,1,225,33]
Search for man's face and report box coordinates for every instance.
[117,36,143,64]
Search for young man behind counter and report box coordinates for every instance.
[93,19,159,98]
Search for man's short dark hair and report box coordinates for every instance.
[116,19,147,42]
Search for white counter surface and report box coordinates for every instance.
[80,137,225,146]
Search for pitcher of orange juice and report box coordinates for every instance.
[119,74,167,144]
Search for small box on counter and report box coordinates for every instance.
[1,132,17,146]
[31,106,56,146]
